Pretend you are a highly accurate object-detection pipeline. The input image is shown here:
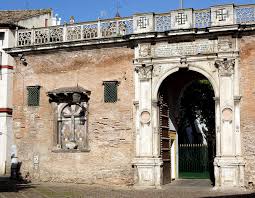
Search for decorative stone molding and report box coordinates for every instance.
[211,5,234,26]
[133,13,154,33]
[171,9,193,29]
[153,40,216,58]
[234,96,242,103]
[213,156,245,187]
[222,107,233,123]
[133,100,139,107]
[47,86,90,151]
[140,110,151,124]
[152,99,159,107]
[135,65,153,80]
[218,36,233,52]
[139,44,151,58]
[178,57,189,68]
[152,65,162,77]
[215,59,235,76]
[235,126,240,133]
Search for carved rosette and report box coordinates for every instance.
[135,65,153,80]
[215,59,235,76]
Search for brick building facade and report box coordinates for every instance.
[5,4,255,189]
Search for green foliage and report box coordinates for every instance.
[178,79,215,143]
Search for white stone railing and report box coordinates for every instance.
[16,17,133,46]
[16,4,255,47]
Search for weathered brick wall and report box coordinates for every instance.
[12,47,135,185]
[240,35,255,187]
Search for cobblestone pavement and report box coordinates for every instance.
[1,178,255,198]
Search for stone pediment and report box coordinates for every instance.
[47,86,91,104]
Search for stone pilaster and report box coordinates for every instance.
[133,64,163,187]
[214,58,245,188]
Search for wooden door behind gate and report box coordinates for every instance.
[159,96,171,184]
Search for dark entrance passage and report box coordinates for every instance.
[158,70,216,184]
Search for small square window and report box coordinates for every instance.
[103,81,119,103]
[27,86,40,106]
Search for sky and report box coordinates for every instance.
[1,0,255,23]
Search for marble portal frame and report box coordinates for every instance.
[133,37,245,188]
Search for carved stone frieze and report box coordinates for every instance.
[135,65,153,80]
[154,40,216,57]
[153,65,162,77]
[215,59,235,76]
[218,37,233,52]
[139,44,151,58]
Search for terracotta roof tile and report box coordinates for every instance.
[0,9,52,25]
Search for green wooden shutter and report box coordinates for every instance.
[103,81,118,103]
[27,86,40,106]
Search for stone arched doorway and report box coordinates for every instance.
[157,70,216,184]
[133,57,245,189]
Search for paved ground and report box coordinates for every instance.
[1,177,255,198]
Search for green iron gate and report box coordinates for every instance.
[179,144,209,179]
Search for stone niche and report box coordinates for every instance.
[47,86,91,151]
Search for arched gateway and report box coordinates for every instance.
[133,40,244,188]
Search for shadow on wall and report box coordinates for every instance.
[0,162,33,192]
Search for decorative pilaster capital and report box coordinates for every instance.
[215,58,235,76]
[135,64,153,81]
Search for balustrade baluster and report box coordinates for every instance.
[116,20,119,36]
[63,23,67,42]
[31,27,35,45]
[80,24,84,40]
[15,27,18,47]
[97,20,101,38]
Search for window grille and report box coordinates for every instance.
[103,81,119,103]
[27,86,40,106]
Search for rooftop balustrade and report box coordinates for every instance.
[16,4,255,47]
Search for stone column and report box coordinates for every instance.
[214,59,245,188]
[133,64,163,188]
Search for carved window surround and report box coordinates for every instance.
[47,86,91,152]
